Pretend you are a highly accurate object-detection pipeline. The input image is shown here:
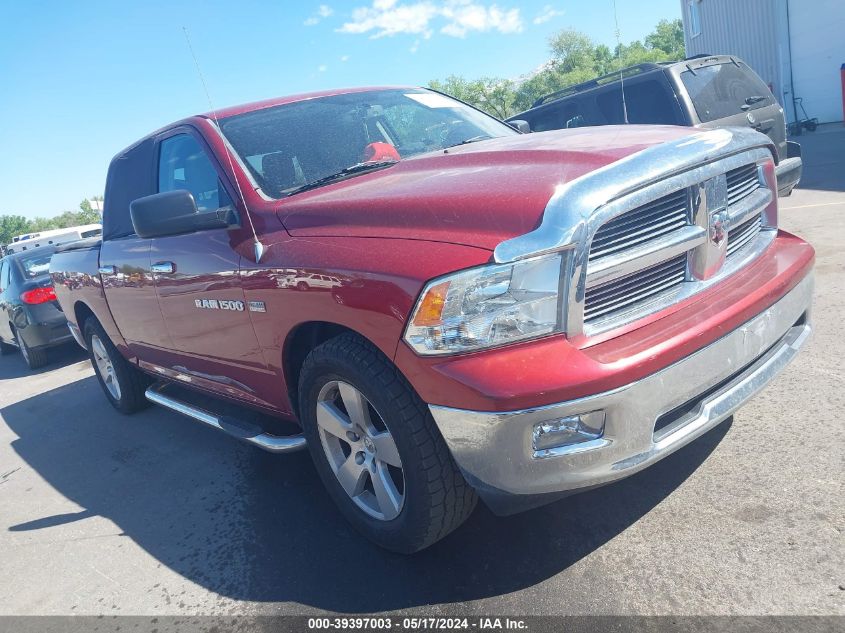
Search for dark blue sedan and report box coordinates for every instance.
[0,246,74,369]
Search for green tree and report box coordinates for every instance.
[76,198,103,225]
[0,215,31,246]
[645,18,685,59]
[428,18,688,118]
[548,29,598,75]
[429,75,517,119]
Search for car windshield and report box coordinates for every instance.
[219,89,517,198]
[19,252,53,279]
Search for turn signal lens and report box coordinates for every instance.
[411,281,450,327]
[20,287,57,305]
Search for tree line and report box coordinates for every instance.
[429,18,684,119]
[0,198,103,247]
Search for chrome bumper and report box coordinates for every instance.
[429,273,813,515]
[775,154,802,196]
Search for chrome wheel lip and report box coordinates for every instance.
[316,380,405,521]
[90,334,121,400]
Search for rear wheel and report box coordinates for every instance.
[298,333,477,553]
[83,318,150,414]
[13,326,48,370]
[0,333,15,356]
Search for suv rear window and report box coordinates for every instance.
[681,62,774,123]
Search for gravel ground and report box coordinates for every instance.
[0,126,842,617]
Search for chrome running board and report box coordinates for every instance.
[145,384,307,454]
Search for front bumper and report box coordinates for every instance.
[428,272,813,515]
[775,142,802,196]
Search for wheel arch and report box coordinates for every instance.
[282,320,395,417]
[74,301,96,331]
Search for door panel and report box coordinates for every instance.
[100,237,172,353]
[150,231,272,406]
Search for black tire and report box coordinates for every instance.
[83,318,151,414]
[0,333,15,356]
[13,326,48,370]
[298,333,477,553]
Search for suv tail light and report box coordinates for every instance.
[21,287,57,305]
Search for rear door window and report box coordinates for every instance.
[530,100,587,131]
[158,134,231,213]
[680,62,775,123]
[596,79,682,125]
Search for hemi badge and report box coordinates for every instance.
[248,301,267,313]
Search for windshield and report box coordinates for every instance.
[18,252,53,279]
[219,89,517,198]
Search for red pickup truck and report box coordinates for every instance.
[50,87,814,553]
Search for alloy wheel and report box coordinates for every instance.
[91,334,121,400]
[316,380,405,520]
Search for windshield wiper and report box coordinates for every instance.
[743,95,768,107]
[285,160,398,196]
[445,135,492,149]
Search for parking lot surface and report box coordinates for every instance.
[0,127,843,616]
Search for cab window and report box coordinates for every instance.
[158,134,232,212]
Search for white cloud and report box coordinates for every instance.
[305,4,334,25]
[338,1,523,39]
[340,54,350,62]
[532,5,563,25]
[409,39,420,53]
[318,64,328,72]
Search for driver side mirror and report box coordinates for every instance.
[508,119,531,134]
[130,190,239,239]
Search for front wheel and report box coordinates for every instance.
[84,318,150,414]
[298,333,477,553]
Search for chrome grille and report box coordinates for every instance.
[726,164,760,207]
[584,255,687,322]
[727,213,762,257]
[589,189,689,261]
[582,155,774,331]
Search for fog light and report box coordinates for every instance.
[533,411,606,452]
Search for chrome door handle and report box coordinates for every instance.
[151,262,175,274]
[98,265,117,276]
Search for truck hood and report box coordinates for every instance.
[277,125,697,251]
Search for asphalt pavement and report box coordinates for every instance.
[0,126,842,617]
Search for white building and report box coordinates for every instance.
[681,0,845,124]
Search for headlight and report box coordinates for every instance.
[404,253,563,355]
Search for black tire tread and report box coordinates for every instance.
[299,333,477,553]
[0,337,17,355]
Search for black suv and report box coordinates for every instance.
[508,55,802,196]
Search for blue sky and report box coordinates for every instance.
[0,0,680,219]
